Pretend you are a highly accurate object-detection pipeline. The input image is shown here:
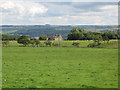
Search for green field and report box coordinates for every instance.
[4,40,118,49]
[2,46,118,88]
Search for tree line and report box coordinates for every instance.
[67,28,120,40]
[1,28,119,46]
[2,28,119,41]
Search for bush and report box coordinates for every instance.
[87,42,101,48]
[2,41,9,47]
[52,43,60,47]
[87,43,96,47]
[44,41,52,46]
[17,35,30,46]
[72,42,80,47]
[39,35,47,40]
[30,40,35,46]
[35,40,40,46]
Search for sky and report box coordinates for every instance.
[0,0,119,25]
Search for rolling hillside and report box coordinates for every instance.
[1,25,118,38]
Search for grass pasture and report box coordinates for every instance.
[4,40,118,49]
[4,40,94,47]
[2,46,118,88]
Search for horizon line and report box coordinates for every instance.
[0,24,118,26]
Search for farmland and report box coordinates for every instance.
[1,25,118,38]
[2,41,118,88]
[1,1,119,88]
[2,40,118,49]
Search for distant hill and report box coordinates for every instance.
[1,25,118,39]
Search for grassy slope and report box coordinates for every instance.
[2,30,18,34]
[2,47,118,88]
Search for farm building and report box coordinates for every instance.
[47,34,63,41]
[30,37,39,40]
[30,34,63,41]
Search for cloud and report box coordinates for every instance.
[27,14,117,25]
[42,2,118,17]
[0,1,48,17]
[0,1,118,25]
[79,5,118,16]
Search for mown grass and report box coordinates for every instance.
[2,47,118,88]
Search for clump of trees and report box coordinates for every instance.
[67,28,119,40]
[67,28,84,40]
[44,41,52,46]
[2,41,9,47]
[67,28,119,48]
[39,35,47,40]
[17,35,30,46]
[17,35,41,47]
[35,40,40,46]
[16,35,56,47]
[30,40,40,47]
[2,28,119,48]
